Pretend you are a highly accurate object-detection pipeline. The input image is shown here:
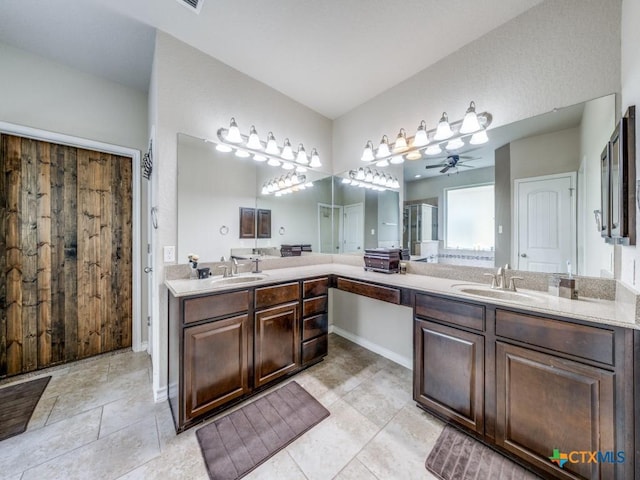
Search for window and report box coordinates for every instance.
[445,184,494,250]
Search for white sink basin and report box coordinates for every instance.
[453,284,541,303]
[211,274,268,286]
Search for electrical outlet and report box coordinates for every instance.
[163,246,176,263]
[498,225,503,234]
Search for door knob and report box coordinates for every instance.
[144,267,153,273]
[520,253,527,258]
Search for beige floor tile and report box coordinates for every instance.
[334,459,379,479]
[100,386,156,437]
[42,361,110,399]
[26,394,58,431]
[342,369,412,427]
[108,351,151,381]
[47,368,149,424]
[356,404,444,480]
[287,399,379,480]
[21,416,160,480]
[0,408,102,478]
[244,450,307,480]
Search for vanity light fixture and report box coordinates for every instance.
[216,118,323,171]
[390,155,405,164]
[281,139,294,160]
[346,168,400,191]
[359,102,492,166]
[296,165,308,173]
[261,172,307,196]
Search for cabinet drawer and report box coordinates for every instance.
[415,293,485,332]
[255,282,300,309]
[495,309,615,366]
[336,277,400,304]
[302,334,328,365]
[302,314,328,341]
[303,277,329,298]
[303,296,328,317]
[184,290,250,324]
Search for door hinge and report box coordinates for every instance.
[569,187,575,197]
[147,316,151,327]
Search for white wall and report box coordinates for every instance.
[330,290,414,369]
[0,42,148,153]
[578,96,616,277]
[620,0,640,289]
[332,0,621,175]
[151,32,332,397]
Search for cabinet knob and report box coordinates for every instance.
[520,253,527,258]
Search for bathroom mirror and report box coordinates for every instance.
[177,132,334,262]
[401,94,616,277]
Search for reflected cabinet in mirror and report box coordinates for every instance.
[402,94,617,277]
[177,133,333,263]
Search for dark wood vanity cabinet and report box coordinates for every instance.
[413,294,485,434]
[301,277,329,365]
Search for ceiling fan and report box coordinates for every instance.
[424,154,477,174]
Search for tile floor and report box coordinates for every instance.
[0,334,444,479]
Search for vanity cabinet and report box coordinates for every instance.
[254,282,300,387]
[301,277,329,365]
[413,294,485,434]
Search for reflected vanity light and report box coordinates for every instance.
[358,102,492,167]
[217,118,323,171]
[347,168,400,191]
[261,172,307,196]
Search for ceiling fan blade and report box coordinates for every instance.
[425,164,445,169]
[457,163,474,168]
[440,166,450,173]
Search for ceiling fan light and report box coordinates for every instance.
[361,140,375,162]
[265,132,280,155]
[413,120,429,147]
[215,143,233,153]
[393,128,408,152]
[225,117,243,143]
[376,135,391,158]
[424,144,442,156]
[309,148,322,167]
[281,138,294,160]
[470,129,489,145]
[390,155,405,164]
[446,138,465,150]
[460,101,482,134]
[246,125,263,149]
[433,112,453,140]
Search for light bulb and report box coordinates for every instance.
[291,173,299,184]
[424,144,442,156]
[460,101,482,134]
[356,168,365,180]
[296,144,308,164]
[405,151,422,161]
[446,138,464,150]
[390,155,404,164]
[393,128,408,152]
[253,154,267,162]
[235,150,250,158]
[282,162,295,170]
[433,112,453,140]
[284,176,292,187]
[376,135,391,158]
[365,169,373,182]
[376,159,389,167]
[373,172,381,184]
[392,179,400,189]
[261,185,269,195]
[278,178,285,188]
[267,157,281,167]
[281,138,294,160]
[385,176,394,188]
[361,141,375,162]
[413,120,429,147]
[470,129,489,145]
[225,117,243,143]
[215,144,233,152]
[246,125,262,149]
[342,177,351,184]
[265,132,280,155]
[309,148,322,168]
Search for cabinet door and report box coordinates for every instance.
[184,315,251,420]
[257,209,271,238]
[496,342,616,480]
[239,207,255,238]
[414,319,484,434]
[255,302,300,387]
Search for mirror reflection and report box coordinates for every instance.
[402,94,616,277]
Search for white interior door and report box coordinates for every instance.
[515,173,576,273]
[318,203,342,253]
[343,203,364,253]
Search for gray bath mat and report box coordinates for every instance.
[426,425,542,479]
[196,381,329,480]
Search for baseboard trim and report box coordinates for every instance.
[330,325,413,370]
[154,385,168,403]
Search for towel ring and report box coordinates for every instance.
[219,225,229,235]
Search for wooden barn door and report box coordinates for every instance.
[0,134,132,377]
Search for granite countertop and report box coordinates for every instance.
[165,263,639,330]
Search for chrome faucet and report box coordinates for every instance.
[217,264,231,278]
[485,264,523,291]
[252,257,262,274]
[232,258,239,276]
